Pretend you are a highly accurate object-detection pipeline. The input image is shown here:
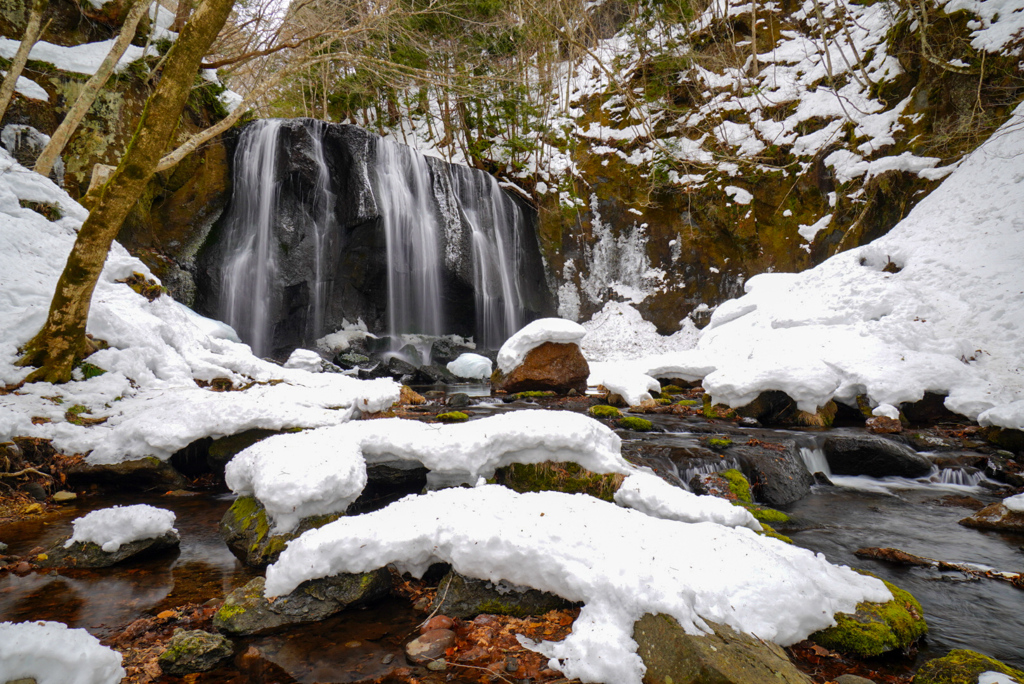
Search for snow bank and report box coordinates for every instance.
[0,38,155,76]
[1002,493,1024,513]
[614,470,760,530]
[0,71,48,101]
[588,362,661,406]
[227,432,368,533]
[0,148,400,463]
[0,621,125,684]
[447,353,493,379]
[283,348,324,373]
[497,318,586,374]
[265,486,889,684]
[65,504,176,552]
[581,301,697,362]
[624,104,1024,428]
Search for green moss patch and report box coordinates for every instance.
[618,416,654,431]
[913,649,1024,684]
[436,411,469,423]
[675,399,700,407]
[719,468,751,503]
[493,461,625,502]
[736,502,791,524]
[589,404,622,419]
[706,437,733,450]
[810,577,927,657]
[660,385,685,394]
[757,523,793,544]
[514,391,557,399]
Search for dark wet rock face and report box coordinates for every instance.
[823,435,932,478]
[219,496,341,568]
[158,629,234,675]
[633,614,812,684]
[428,571,574,619]
[493,342,589,395]
[39,530,180,569]
[731,440,813,507]
[213,572,392,636]
[67,457,188,490]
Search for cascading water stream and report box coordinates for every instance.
[450,166,526,349]
[372,138,445,338]
[219,119,283,357]
[305,119,336,341]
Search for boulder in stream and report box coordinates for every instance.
[808,577,927,657]
[219,495,343,567]
[428,570,575,619]
[731,440,814,506]
[633,613,812,684]
[912,649,1024,684]
[214,571,392,636]
[158,629,233,675]
[66,457,188,490]
[822,435,932,478]
[959,502,1024,533]
[39,530,180,569]
[492,341,589,395]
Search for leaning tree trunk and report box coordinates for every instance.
[34,0,151,178]
[17,0,235,384]
[0,0,49,119]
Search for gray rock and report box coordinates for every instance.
[67,457,188,490]
[158,629,233,675]
[447,393,471,408]
[21,482,46,501]
[0,541,7,553]
[220,496,342,567]
[732,440,814,506]
[823,435,932,478]
[405,629,456,664]
[428,570,573,619]
[415,364,460,385]
[335,352,371,369]
[213,572,391,635]
[633,614,812,684]
[207,429,281,474]
[39,530,180,569]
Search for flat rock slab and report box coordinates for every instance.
[428,570,574,619]
[823,435,932,478]
[39,530,180,568]
[159,629,233,675]
[214,571,392,636]
[959,503,1024,533]
[634,614,812,684]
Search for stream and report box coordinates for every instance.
[1,403,1021,680]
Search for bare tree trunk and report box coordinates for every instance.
[17,0,235,384]
[0,0,49,119]
[34,0,151,178]
[172,0,195,31]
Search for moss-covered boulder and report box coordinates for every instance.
[158,629,233,675]
[634,614,813,684]
[959,502,1024,533]
[66,456,188,491]
[589,404,622,419]
[214,571,392,636]
[427,571,574,619]
[39,530,180,569]
[913,649,1024,684]
[492,461,625,502]
[219,496,342,567]
[732,440,814,507]
[619,416,654,432]
[809,579,927,657]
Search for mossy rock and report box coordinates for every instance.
[660,385,685,394]
[619,416,654,431]
[757,523,793,544]
[219,496,341,567]
[436,411,469,423]
[676,399,700,407]
[513,391,557,399]
[207,429,280,473]
[810,578,927,657]
[39,530,180,569]
[719,468,751,503]
[707,437,734,450]
[913,649,1024,684]
[492,461,625,502]
[736,502,791,524]
[158,629,233,675]
[589,404,622,419]
[428,570,574,619]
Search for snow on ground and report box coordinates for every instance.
[0,620,125,684]
[0,71,48,101]
[0,148,399,463]
[497,318,586,373]
[65,504,177,552]
[614,470,760,530]
[0,38,155,76]
[581,301,697,362]
[283,348,324,373]
[447,352,493,379]
[265,486,890,684]
[601,104,1024,428]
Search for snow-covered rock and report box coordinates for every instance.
[0,621,125,684]
[265,485,890,684]
[65,504,177,552]
[446,353,492,380]
[497,318,586,374]
[283,348,324,373]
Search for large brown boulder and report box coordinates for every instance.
[492,342,589,394]
[959,502,1024,533]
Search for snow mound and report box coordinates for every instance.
[588,362,661,406]
[0,621,125,684]
[226,431,368,533]
[265,486,890,684]
[624,103,1024,428]
[581,301,697,363]
[0,148,400,463]
[614,470,760,530]
[497,318,586,374]
[0,38,155,76]
[1002,493,1024,513]
[65,504,177,552]
[447,353,493,379]
[283,348,324,373]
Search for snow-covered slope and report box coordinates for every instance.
[0,149,399,462]
[611,103,1024,428]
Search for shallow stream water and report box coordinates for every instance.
[1,404,1022,679]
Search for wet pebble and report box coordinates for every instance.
[426,658,447,672]
[381,654,395,665]
[52,490,77,503]
[13,561,32,574]
[420,615,454,633]
[405,628,456,664]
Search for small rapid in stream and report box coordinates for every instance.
[1,406,1021,680]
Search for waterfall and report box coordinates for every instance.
[219,119,283,357]
[305,119,336,341]
[372,138,446,338]
[450,166,526,349]
[936,467,984,487]
[798,447,832,477]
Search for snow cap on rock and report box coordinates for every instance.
[65,504,177,552]
[283,348,324,373]
[0,620,125,684]
[447,353,493,380]
[497,318,586,374]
